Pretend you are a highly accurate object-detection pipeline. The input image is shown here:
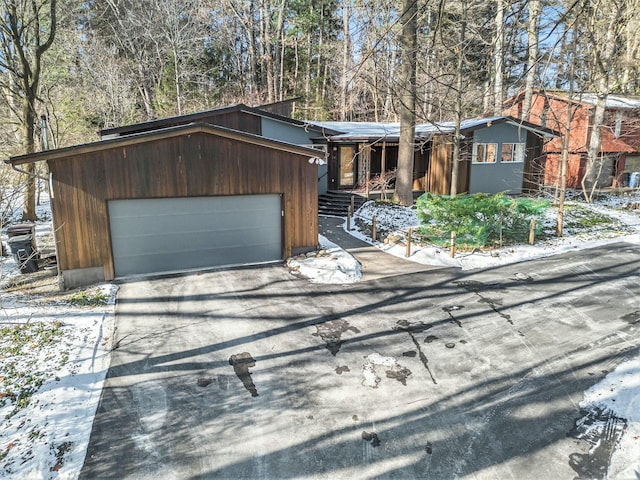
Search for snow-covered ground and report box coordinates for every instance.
[347,192,640,271]
[0,196,117,479]
[286,234,362,283]
[1,190,639,478]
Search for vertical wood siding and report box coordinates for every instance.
[48,132,317,279]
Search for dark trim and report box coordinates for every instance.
[7,123,324,166]
[100,102,327,138]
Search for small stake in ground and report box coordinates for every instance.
[372,215,377,242]
[450,231,456,258]
[351,195,355,213]
[406,227,412,257]
[529,218,535,245]
[347,206,352,231]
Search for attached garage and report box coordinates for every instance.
[108,195,283,277]
[7,121,321,288]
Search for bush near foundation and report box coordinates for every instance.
[416,192,549,248]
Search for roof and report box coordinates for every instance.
[6,123,325,166]
[100,103,321,138]
[505,90,640,111]
[307,116,559,142]
[553,92,640,110]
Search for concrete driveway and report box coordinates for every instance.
[81,242,640,479]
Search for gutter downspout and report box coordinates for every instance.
[10,163,49,182]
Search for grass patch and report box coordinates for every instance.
[562,204,618,229]
[0,321,64,418]
[65,289,109,307]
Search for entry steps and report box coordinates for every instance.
[318,190,367,216]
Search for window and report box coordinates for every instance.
[501,143,525,163]
[472,143,497,163]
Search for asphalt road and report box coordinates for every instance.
[81,242,640,479]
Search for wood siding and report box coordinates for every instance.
[204,111,262,135]
[102,109,262,138]
[522,131,543,193]
[427,136,469,195]
[48,132,318,280]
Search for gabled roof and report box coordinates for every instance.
[7,123,324,166]
[99,103,323,138]
[307,116,559,142]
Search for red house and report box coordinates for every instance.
[504,91,640,189]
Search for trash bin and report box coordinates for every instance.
[7,223,37,252]
[630,172,640,188]
[7,223,35,238]
[8,234,38,274]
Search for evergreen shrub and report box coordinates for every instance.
[416,192,549,248]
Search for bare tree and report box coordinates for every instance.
[340,0,352,120]
[450,1,468,196]
[580,0,628,202]
[394,0,417,206]
[0,0,57,221]
[492,0,506,115]
[522,0,541,121]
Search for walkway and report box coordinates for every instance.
[318,215,447,281]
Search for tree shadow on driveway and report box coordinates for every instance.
[80,242,640,479]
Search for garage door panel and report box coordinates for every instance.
[109,195,282,277]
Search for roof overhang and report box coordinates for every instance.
[6,123,325,166]
[99,102,327,138]
[308,116,560,143]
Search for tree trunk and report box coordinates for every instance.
[450,4,467,196]
[274,0,287,101]
[492,0,505,115]
[2,0,57,221]
[22,100,37,221]
[522,0,540,121]
[394,0,417,206]
[582,89,607,202]
[340,1,351,120]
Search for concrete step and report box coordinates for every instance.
[318,191,367,216]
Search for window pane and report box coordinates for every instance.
[514,143,525,162]
[485,144,496,163]
[501,143,514,162]
[473,143,497,163]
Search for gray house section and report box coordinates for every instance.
[470,123,528,195]
[261,117,329,194]
[261,117,317,144]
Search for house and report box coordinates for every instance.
[100,103,331,193]
[307,116,558,195]
[6,107,323,289]
[504,91,640,189]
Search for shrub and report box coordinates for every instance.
[416,192,549,248]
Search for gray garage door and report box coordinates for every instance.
[108,195,282,277]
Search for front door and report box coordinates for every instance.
[339,145,356,187]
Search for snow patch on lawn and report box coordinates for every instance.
[580,354,640,479]
[0,283,117,479]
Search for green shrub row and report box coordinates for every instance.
[416,192,550,248]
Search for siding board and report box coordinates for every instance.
[48,130,317,282]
